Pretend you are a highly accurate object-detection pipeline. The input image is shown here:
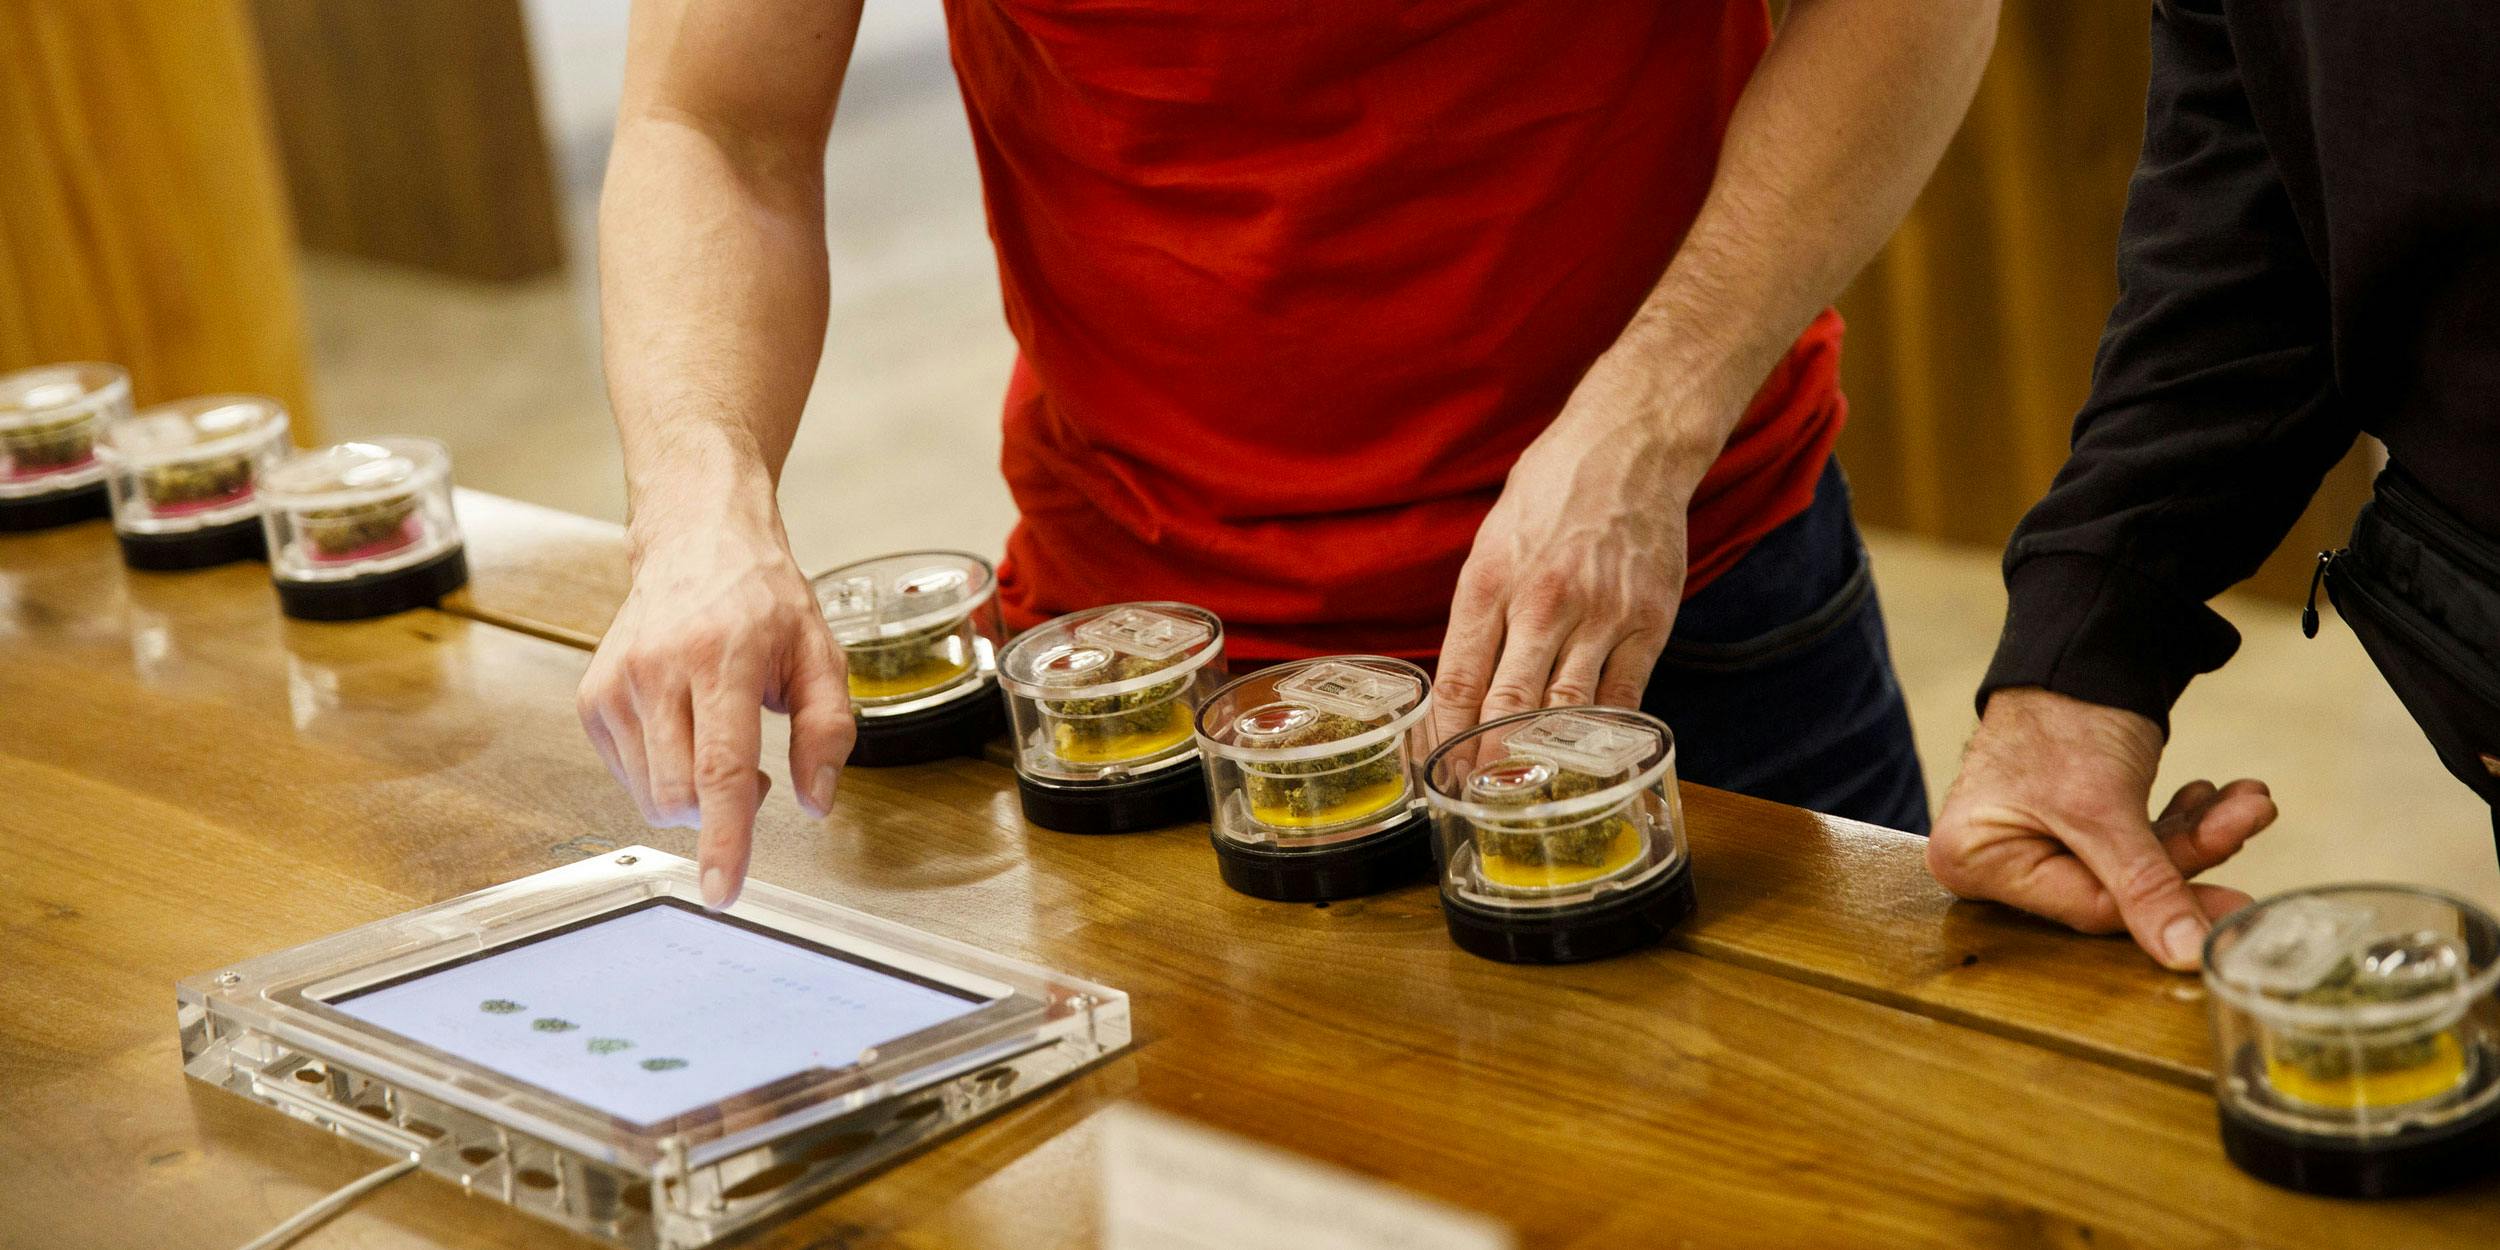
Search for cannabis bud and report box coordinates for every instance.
[5,413,94,477]
[1237,707,1406,827]
[1466,758,1634,872]
[1042,654,1193,760]
[301,496,421,560]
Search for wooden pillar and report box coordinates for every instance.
[1834,0,2368,603]
[0,0,317,439]
[248,0,566,282]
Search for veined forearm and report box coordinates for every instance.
[599,112,832,550]
[1610,0,1998,459]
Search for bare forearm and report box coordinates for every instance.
[600,118,829,552]
[1605,0,1998,466]
[596,0,862,559]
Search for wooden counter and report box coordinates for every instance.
[440,490,2216,1088]
[6,503,2495,1248]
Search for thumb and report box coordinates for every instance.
[2064,819,2213,972]
[785,629,856,818]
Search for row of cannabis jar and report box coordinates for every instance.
[808,553,1695,963]
[0,363,468,619]
[838,550,2500,1195]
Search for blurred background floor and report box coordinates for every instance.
[291,1,2499,913]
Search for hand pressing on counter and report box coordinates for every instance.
[1431,333,1708,743]
[577,492,854,911]
[1929,687,2277,971]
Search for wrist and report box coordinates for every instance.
[1979,686,2163,772]
[1583,315,1766,486]
[623,448,785,570]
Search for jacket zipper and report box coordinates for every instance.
[2302,549,2336,639]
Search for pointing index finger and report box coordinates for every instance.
[691,658,767,909]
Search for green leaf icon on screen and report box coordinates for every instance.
[587,1038,635,1055]
[479,999,526,1014]
[640,1058,688,1072]
[532,1018,579,1033]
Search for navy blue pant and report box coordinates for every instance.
[1637,459,1930,833]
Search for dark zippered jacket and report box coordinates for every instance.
[1979,0,2500,730]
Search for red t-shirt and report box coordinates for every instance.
[947,0,1845,660]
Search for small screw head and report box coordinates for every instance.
[615,854,638,865]
[214,971,242,987]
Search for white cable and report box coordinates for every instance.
[237,1153,422,1250]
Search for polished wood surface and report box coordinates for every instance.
[445,488,631,648]
[8,511,2497,1247]
[248,0,567,281]
[1833,0,2371,603]
[0,0,317,431]
[435,498,2218,1086]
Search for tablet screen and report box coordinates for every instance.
[327,899,994,1126]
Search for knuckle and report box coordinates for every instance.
[1517,570,1573,610]
[2108,856,2182,911]
[1434,671,1488,708]
[1545,679,1593,705]
[678,624,731,666]
[1508,601,1563,634]
[621,645,675,687]
[1922,838,1973,894]
[1483,679,1542,712]
[693,744,749,793]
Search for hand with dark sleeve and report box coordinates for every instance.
[1930,0,2352,969]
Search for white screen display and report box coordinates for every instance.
[329,902,993,1126]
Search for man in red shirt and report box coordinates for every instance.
[580,0,1999,905]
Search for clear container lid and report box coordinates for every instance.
[2209,887,2497,1033]
[999,603,1223,699]
[2210,885,2500,1020]
[811,551,997,646]
[2205,886,2500,1124]
[98,395,289,466]
[0,362,129,432]
[1427,709,1672,825]
[1197,658,1426,765]
[259,437,451,510]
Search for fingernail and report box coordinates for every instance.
[2163,916,2208,968]
[701,866,729,910]
[810,765,838,815]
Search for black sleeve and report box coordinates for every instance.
[1976,0,2353,734]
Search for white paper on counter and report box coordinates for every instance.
[1099,1103,1514,1250]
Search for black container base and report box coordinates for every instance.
[1016,758,1208,835]
[849,683,1008,767]
[0,481,109,532]
[276,545,469,621]
[1442,861,1697,965]
[2220,1096,2500,1198]
[1215,811,1433,903]
[118,519,266,570]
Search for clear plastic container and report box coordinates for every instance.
[97,395,292,567]
[1193,657,1435,901]
[997,603,1226,832]
[1424,707,1693,962]
[0,362,130,529]
[810,552,1008,766]
[2204,884,2500,1196]
[815,553,1000,708]
[1197,659,1424,829]
[257,437,468,619]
